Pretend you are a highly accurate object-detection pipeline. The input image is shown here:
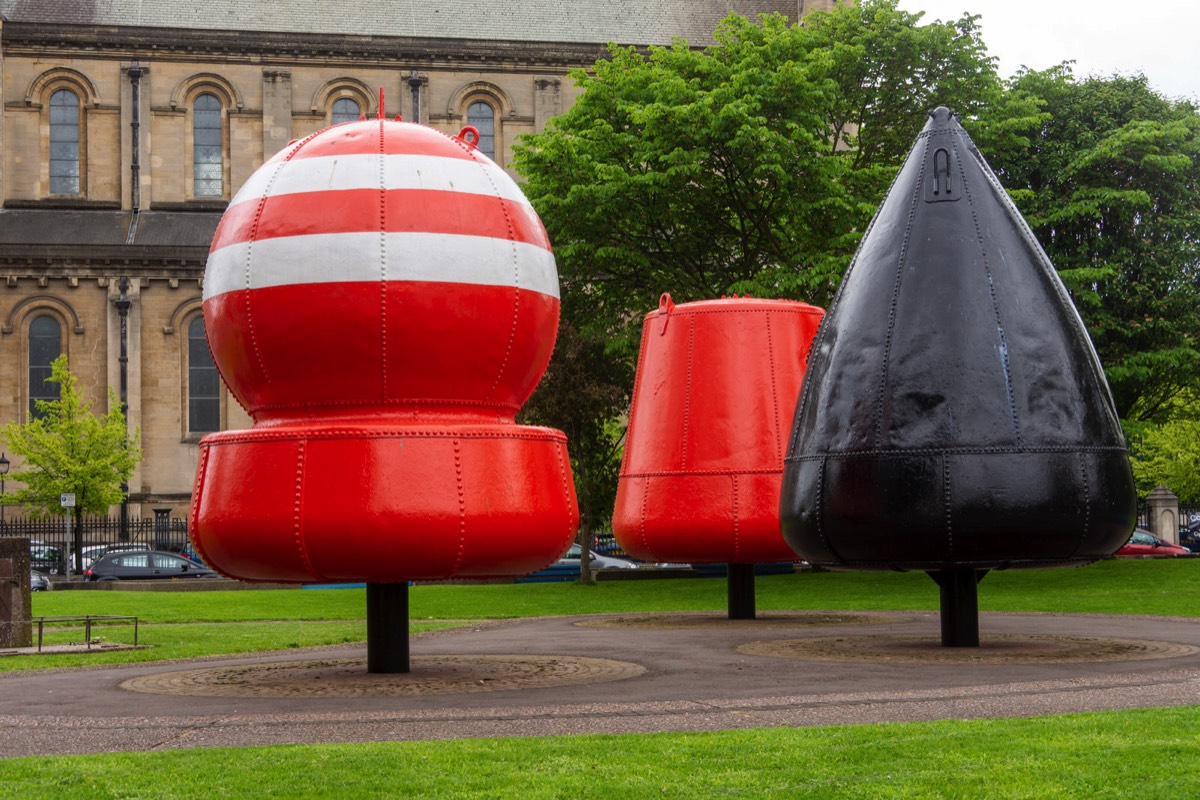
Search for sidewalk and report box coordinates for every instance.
[2,609,1199,757]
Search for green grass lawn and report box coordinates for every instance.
[0,706,1196,798]
[5,558,1199,796]
[15,559,1197,672]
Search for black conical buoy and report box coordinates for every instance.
[780,108,1136,646]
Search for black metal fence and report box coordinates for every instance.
[0,513,190,571]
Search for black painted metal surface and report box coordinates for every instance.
[367,582,410,674]
[780,107,1136,572]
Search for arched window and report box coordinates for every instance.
[28,315,62,418]
[331,97,361,124]
[193,93,223,197]
[49,88,81,195]
[187,316,220,434]
[467,101,495,160]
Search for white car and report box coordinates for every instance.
[80,542,150,571]
[554,543,639,569]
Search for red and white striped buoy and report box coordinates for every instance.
[190,113,578,583]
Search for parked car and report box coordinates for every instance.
[553,543,639,570]
[29,541,66,575]
[84,549,220,581]
[1115,529,1192,557]
[80,542,150,571]
[30,570,51,592]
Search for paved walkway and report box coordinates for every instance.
[2,610,1200,757]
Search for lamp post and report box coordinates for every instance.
[0,452,9,532]
[114,277,131,541]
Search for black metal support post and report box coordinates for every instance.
[928,568,987,647]
[115,277,131,542]
[0,452,8,533]
[727,563,756,620]
[366,581,410,673]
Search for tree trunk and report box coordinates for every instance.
[579,523,594,584]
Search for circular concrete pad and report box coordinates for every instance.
[578,611,905,629]
[119,654,647,698]
[737,635,1200,663]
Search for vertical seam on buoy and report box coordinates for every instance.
[960,138,1017,450]
[958,135,1021,448]
[731,473,740,562]
[476,161,520,404]
[293,440,318,579]
[639,474,651,556]
[554,440,576,551]
[682,317,694,470]
[1075,451,1091,557]
[789,159,904,458]
[449,438,467,576]
[766,310,782,463]
[378,119,389,399]
[188,444,213,568]
[942,454,954,556]
[242,161,292,390]
[620,317,653,475]
[874,150,925,447]
[814,455,830,557]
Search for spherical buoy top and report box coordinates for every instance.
[191,116,578,585]
[203,118,559,426]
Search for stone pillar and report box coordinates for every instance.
[1147,485,1180,544]
[0,537,33,649]
[108,278,143,505]
[0,18,7,202]
[534,77,561,133]
[262,69,293,160]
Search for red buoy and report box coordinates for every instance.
[190,117,578,585]
[613,294,824,566]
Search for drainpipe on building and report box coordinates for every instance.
[126,61,143,245]
[407,68,422,124]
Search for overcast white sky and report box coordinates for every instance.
[895,0,1199,102]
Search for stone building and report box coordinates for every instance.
[0,0,833,520]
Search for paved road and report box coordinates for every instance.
[3,610,1200,757]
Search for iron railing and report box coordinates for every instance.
[0,514,189,562]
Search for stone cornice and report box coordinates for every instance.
[1,22,615,69]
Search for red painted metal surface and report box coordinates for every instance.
[613,295,824,564]
[190,116,578,583]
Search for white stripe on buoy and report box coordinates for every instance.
[204,231,560,301]
[231,153,530,208]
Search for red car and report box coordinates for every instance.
[1115,529,1192,557]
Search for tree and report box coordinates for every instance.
[1129,418,1200,504]
[1,355,141,572]
[521,321,633,582]
[515,2,1009,336]
[515,0,1011,543]
[983,68,1200,423]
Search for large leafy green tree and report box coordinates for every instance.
[515,1,1007,338]
[984,68,1200,423]
[516,1,1014,547]
[1,355,142,572]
